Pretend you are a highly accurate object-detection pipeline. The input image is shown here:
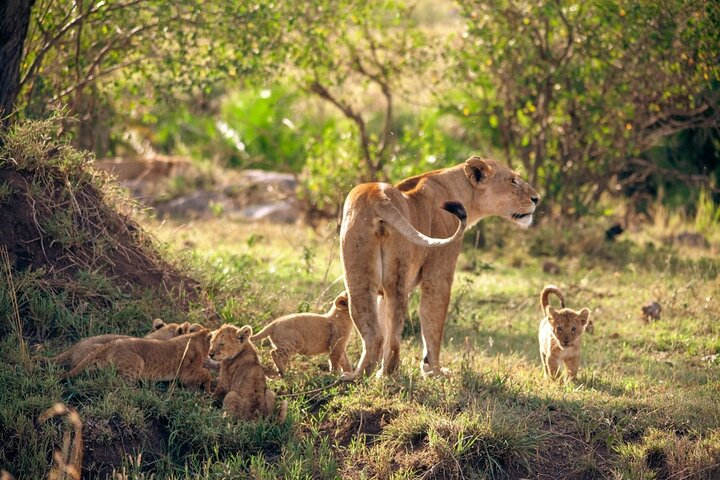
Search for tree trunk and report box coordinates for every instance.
[0,0,35,130]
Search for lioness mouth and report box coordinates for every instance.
[512,212,532,220]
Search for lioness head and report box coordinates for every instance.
[463,156,539,228]
[546,307,591,349]
[209,324,253,361]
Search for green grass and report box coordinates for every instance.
[2,216,719,479]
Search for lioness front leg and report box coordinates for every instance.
[418,278,452,376]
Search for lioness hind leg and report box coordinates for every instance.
[418,278,453,376]
[342,288,383,381]
[379,289,409,376]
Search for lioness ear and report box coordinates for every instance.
[579,308,591,327]
[335,295,349,310]
[464,156,493,185]
[152,318,165,330]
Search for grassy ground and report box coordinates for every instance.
[2,215,719,479]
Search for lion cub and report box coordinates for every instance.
[50,318,204,369]
[251,293,353,377]
[209,324,287,423]
[538,285,591,380]
[61,329,213,391]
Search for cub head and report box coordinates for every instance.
[209,324,253,361]
[546,307,591,349]
[463,156,539,228]
[147,318,202,339]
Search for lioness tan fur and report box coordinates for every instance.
[538,285,591,380]
[251,293,353,376]
[340,156,538,379]
[61,329,212,391]
[50,319,204,369]
[210,324,287,423]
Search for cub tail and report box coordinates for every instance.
[540,285,565,314]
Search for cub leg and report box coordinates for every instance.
[564,356,580,380]
[329,342,351,373]
[180,367,212,392]
[111,352,144,382]
[271,348,290,378]
[223,391,253,420]
[546,355,561,380]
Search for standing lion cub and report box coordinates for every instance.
[251,293,353,377]
[209,324,287,423]
[61,329,213,391]
[538,285,591,380]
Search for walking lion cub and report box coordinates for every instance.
[251,293,353,377]
[61,328,213,391]
[209,324,287,423]
[538,285,591,380]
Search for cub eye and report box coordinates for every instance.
[556,326,563,332]
[571,326,576,332]
[511,177,519,186]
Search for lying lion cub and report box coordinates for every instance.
[210,324,287,423]
[251,293,353,377]
[61,329,213,391]
[538,285,591,380]
[50,318,204,369]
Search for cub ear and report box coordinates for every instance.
[579,308,591,327]
[238,325,253,341]
[152,318,166,330]
[335,294,349,310]
[189,323,204,333]
[464,156,493,185]
[176,322,190,335]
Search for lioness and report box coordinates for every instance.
[50,318,204,369]
[251,292,353,376]
[340,156,538,379]
[61,329,213,391]
[538,285,591,380]
[210,324,287,423]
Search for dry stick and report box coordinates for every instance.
[166,337,192,397]
[0,246,31,370]
[278,378,343,399]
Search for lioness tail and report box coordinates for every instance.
[373,200,467,248]
[540,285,565,314]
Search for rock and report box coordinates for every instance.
[542,261,561,274]
[238,200,301,223]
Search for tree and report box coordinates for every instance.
[0,0,35,130]
[449,0,720,215]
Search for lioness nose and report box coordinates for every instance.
[531,195,539,205]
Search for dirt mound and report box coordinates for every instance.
[0,118,205,323]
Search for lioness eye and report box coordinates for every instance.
[511,177,519,185]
